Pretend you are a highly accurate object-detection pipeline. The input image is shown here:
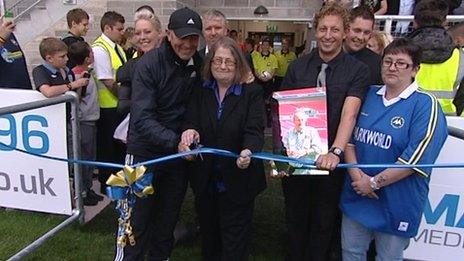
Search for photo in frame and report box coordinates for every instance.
[271,87,329,175]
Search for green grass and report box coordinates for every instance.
[0,138,287,260]
[0,180,285,260]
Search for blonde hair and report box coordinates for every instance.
[134,8,161,31]
[315,2,350,30]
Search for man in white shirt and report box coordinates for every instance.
[92,11,127,193]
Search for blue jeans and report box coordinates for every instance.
[341,215,410,261]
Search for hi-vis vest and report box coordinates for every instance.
[416,48,464,115]
[92,36,127,108]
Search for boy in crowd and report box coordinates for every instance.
[32,37,88,98]
[68,41,103,205]
[62,8,90,68]
[32,37,93,205]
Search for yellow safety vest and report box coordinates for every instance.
[416,48,463,115]
[92,36,127,108]
[275,50,297,77]
[252,51,278,74]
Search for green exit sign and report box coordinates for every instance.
[266,25,277,32]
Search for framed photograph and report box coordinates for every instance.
[271,87,329,175]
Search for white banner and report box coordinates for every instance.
[0,89,72,215]
[404,117,464,260]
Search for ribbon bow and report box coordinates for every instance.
[106,165,154,248]
[106,165,154,200]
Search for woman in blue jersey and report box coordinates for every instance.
[339,38,448,260]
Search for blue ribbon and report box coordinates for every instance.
[3,140,464,169]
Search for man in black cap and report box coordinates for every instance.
[114,7,203,261]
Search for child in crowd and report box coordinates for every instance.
[32,37,94,205]
[32,37,88,98]
[62,8,90,68]
[68,41,103,205]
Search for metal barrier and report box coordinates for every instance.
[0,91,84,261]
[448,125,464,140]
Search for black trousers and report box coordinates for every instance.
[96,108,125,187]
[282,172,344,261]
[195,192,255,261]
[115,155,187,261]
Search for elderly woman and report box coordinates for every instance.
[116,9,162,115]
[340,38,448,260]
[179,36,266,261]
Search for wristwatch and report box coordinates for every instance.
[369,176,380,191]
[329,147,344,160]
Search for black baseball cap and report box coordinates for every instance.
[168,7,202,38]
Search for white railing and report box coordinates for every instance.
[375,15,464,37]
[1,0,44,21]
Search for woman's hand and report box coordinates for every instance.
[351,174,379,199]
[181,129,200,146]
[236,149,252,169]
[315,152,340,171]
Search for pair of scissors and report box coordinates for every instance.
[189,140,204,161]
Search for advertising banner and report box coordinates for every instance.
[0,89,72,215]
[404,117,464,260]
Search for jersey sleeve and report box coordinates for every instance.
[397,94,448,178]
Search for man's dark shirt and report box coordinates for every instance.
[350,47,383,85]
[281,49,369,145]
[0,33,32,89]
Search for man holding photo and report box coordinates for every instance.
[276,3,370,260]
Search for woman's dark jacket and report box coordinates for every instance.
[183,82,266,203]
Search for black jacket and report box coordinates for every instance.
[183,82,266,203]
[127,40,203,158]
[116,57,139,115]
[350,47,383,85]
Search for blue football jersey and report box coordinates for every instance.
[340,85,448,237]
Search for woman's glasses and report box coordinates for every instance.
[211,57,236,67]
[382,59,413,70]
